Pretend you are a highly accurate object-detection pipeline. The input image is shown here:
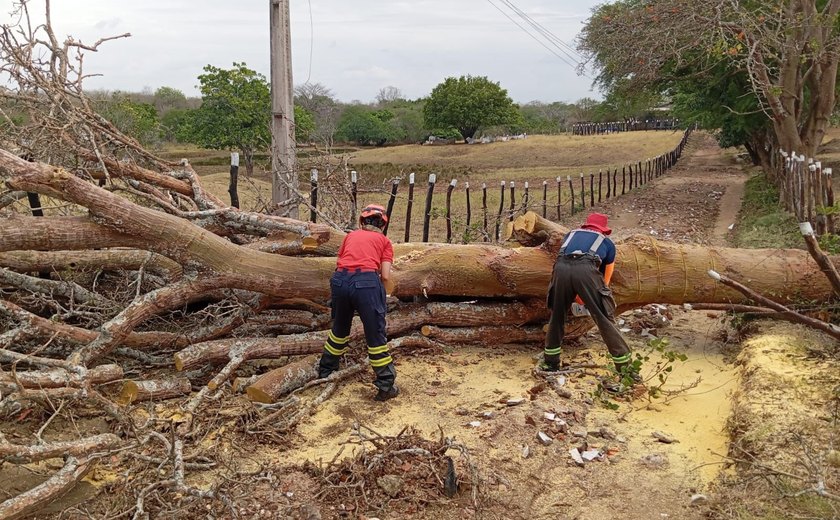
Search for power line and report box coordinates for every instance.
[484,0,580,71]
[304,0,313,84]
[499,0,584,62]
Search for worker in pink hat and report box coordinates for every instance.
[543,212,637,392]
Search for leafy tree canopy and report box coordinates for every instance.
[191,63,270,173]
[336,105,400,146]
[95,93,160,147]
[293,105,316,144]
[423,75,520,140]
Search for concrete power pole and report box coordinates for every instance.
[269,0,298,217]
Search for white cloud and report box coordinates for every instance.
[0,0,602,103]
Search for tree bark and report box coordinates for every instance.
[0,457,91,520]
[246,355,319,404]
[0,434,120,464]
[0,249,183,280]
[117,378,192,405]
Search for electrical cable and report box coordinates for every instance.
[484,0,580,71]
[304,0,313,84]
[500,0,584,62]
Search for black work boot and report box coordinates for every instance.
[318,352,341,379]
[537,353,560,372]
[372,363,398,401]
[602,362,642,394]
[374,385,400,401]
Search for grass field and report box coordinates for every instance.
[184,131,685,243]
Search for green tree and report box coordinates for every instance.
[423,75,520,140]
[95,93,160,147]
[294,82,340,145]
[153,86,188,115]
[518,101,574,134]
[578,0,840,158]
[191,63,270,174]
[294,105,316,144]
[159,108,194,143]
[336,105,399,146]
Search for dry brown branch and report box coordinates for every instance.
[0,456,91,520]
[0,433,120,463]
[708,270,840,340]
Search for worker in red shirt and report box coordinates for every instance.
[317,204,399,401]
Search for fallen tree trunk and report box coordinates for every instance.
[420,325,545,345]
[3,156,836,309]
[0,457,91,520]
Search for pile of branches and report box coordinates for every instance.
[304,424,489,517]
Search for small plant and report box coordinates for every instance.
[593,336,689,408]
[636,337,688,398]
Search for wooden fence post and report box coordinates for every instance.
[482,182,488,241]
[613,168,617,198]
[495,181,506,241]
[556,176,562,220]
[509,181,516,221]
[350,170,358,228]
[542,180,548,218]
[465,181,472,228]
[446,179,457,243]
[589,173,595,206]
[228,152,240,209]
[806,161,815,227]
[422,173,436,242]
[622,166,626,195]
[579,173,586,210]
[568,175,575,215]
[815,162,825,235]
[628,165,634,190]
[26,192,43,217]
[383,178,399,236]
[309,168,318,223]
[598,170,603,203]
[404,173,415,242]
[523,181,530,215]
[826,168,835,234]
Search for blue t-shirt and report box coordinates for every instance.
[559,229,616,274]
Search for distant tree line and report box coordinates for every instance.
[92,64,669,173]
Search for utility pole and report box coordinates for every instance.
[269,0,298,216]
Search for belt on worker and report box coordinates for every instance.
[336,267,378,273]
[563,253,598,260]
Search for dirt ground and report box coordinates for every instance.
[8,132,838,519]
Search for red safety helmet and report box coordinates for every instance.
[360,204,388,224]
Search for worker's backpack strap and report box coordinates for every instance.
[588,233,605,255]
[559,230,576,252]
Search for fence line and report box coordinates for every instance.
[772,147,836,236]
[571,119,681,136]
[306,128,692,243]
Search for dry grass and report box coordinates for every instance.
[193,131,684,243]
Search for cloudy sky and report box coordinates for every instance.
[1,0,605,104]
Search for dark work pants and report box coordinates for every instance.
[545,256,631,368]
[318,270,396,391]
